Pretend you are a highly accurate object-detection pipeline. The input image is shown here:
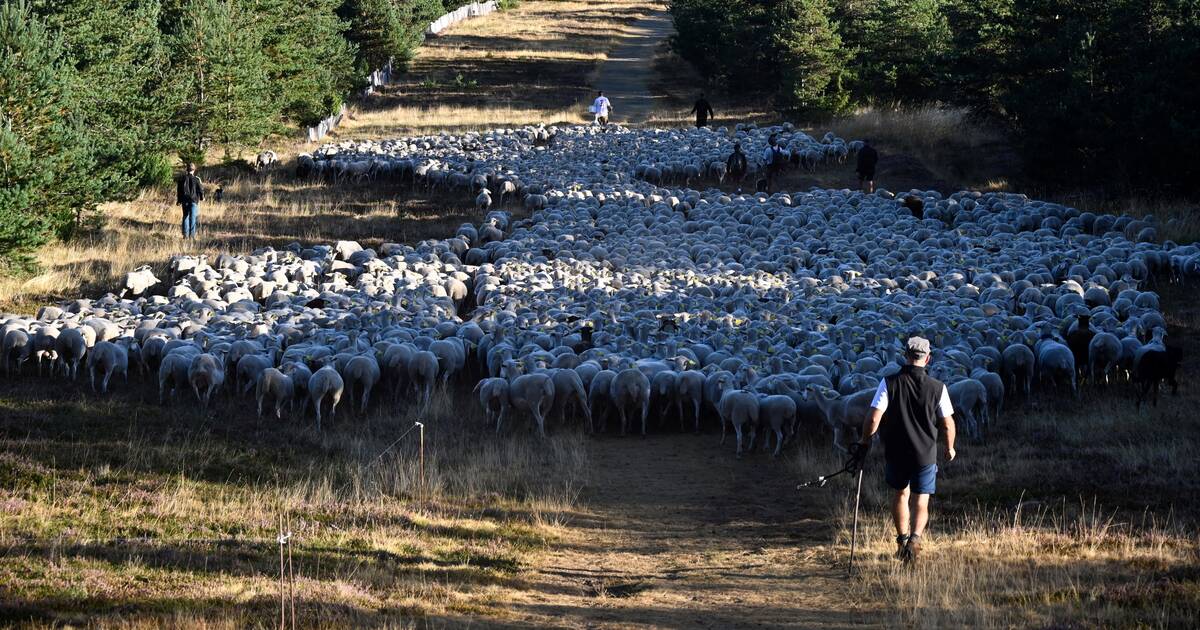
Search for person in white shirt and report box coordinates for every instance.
[591,91,612,125]
[848,336,957,565]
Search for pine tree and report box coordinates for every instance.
[0,1,96,269]
[847,0,951,103]
[254,0,357,126]
[170,0,276,162]
[339,0,407,73]
[773,0,851,116]
[32,0,176,196]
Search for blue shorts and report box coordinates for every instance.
[885,460,937,495]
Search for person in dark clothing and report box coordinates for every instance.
[856,139,879,193]
[1065,314,1096,381]
[850,336,957,564]
[902,195,924,220]
[176,162,204,239]
[690,93,714,128]
[726,143,748,184]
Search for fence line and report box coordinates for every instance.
[427,1,499,37]
[305,2,500,142]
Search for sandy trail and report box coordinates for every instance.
[501,434,878,628]
[591,10,674,124]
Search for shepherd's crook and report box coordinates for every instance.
[849,468,864,576]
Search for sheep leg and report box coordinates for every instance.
[617,405,627,437]
[533,406,547,439]
[102,368,113,394]
[330,390,341,424]
[734,422,744,457]
[641,398,649,437]
[314,396,323,432]
[773,428,784,458]
[720,413,727,444]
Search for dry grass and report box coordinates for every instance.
[0,375,586,627]
[336,0,664,138]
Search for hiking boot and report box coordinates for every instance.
[904,534,922,564]
[895,534,911,560]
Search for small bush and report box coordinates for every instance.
[134,153,175,190]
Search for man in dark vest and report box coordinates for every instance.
[849,336,957,564]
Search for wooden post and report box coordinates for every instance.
[278,513,285,630]
[287,511,296,630]
[416,421,426,494]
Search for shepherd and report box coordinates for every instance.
[856,138,879,193]
[726,143,748,184]
[849,336,957,564]
[690,93,714,128]
[176,162,204,240]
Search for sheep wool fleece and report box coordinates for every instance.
[877,365,946,468]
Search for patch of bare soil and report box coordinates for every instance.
[500,434,881,628]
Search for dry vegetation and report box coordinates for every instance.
[0,377,586,627]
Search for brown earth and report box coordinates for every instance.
[505,434,877,628]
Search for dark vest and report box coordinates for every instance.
[880,365,944,467]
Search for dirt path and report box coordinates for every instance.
[592,10,674,124]
[502,435,878,628]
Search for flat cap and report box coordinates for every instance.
[906,336,931,356]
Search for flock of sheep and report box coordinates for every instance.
[1,123,1192,456]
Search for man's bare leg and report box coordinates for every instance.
[892,486,911,536]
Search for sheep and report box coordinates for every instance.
[87,340,131,394]
[308,365,344,430]
[2,328,31,376]
[1088,333,1123,385]
[119,265,160,298]
[158,349,198,403]
[408,350,440,411]
[757,394,796,457]
[31,326,59,376]
[476,189,492,212]
[549,368,591,429]
[188,353,225,410]
[676,369,706,433]
[343,354,381,414]
[948,379,988,440]
[1036,340,1077,397]
[588,369,618,432]
[609,368,651,436]
[718,389,760,457]
[1001,343,1035,400]
[256,150,278,171]
[1132,330,1181,408]
[502,364,556,437]
[256,367,294,419]
[474,377,510,429]
[235,353,275,395]
[970,368,1005,425]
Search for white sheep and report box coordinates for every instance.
[308,365,344,430]
[256,367,294,419]
[87,339,131,394]
[188,353,225,410]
